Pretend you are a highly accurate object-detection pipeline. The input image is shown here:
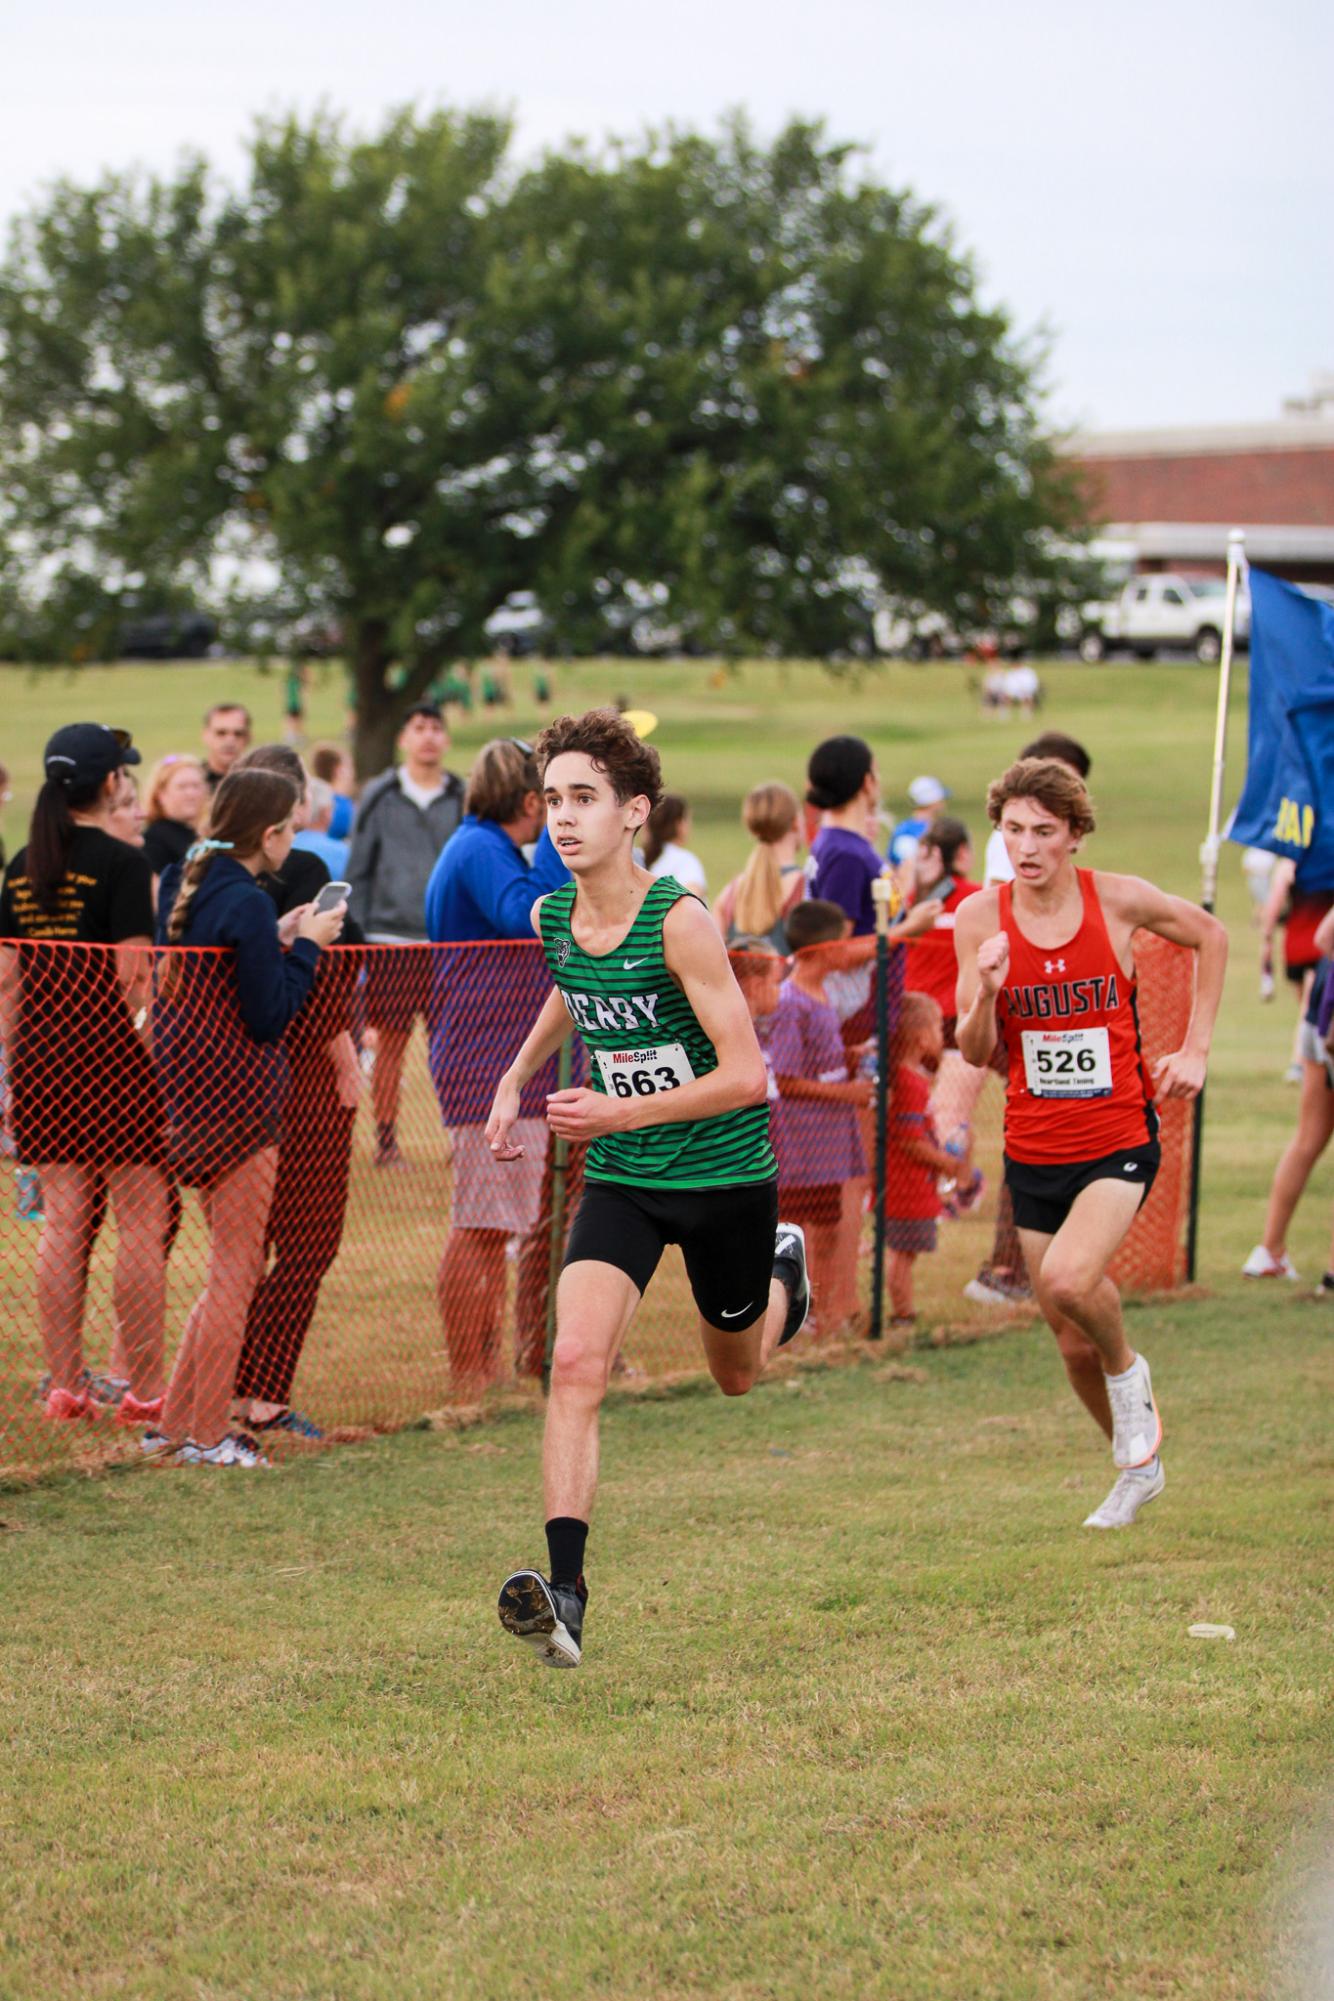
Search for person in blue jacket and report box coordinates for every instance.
[425,738,574,1396]
[154,767,346,1466]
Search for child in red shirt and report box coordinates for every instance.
[886,993,963,1327]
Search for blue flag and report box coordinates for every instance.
[1227,568,1334,890]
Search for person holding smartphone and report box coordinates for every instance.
[224,745,361,1439]
[155,767,344,1465]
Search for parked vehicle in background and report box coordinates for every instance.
[1078,574,1251,664]
[118,609,218,659]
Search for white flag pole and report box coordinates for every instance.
[1200,527,1247,910]
[1188,526,1245,1282]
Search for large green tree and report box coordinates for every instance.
[0,109,1082,770]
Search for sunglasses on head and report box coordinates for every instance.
[509,737,535,758]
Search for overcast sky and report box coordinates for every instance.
[2,0,1328,432]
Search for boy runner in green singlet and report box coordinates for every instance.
[485,711,810,1667]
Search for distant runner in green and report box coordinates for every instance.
[486,709,809,1667]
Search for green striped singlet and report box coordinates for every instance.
[539,876,776,1190]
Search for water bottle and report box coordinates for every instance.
[15,1167,43,1221]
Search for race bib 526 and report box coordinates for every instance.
[1021,1026,1112,1098]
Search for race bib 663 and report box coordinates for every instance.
[595,1042,697,1101]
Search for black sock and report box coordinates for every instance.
[545,1517,588,1591]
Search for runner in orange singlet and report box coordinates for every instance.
[955,758,1228,1529]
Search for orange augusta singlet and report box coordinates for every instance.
[996,869,1158,1166]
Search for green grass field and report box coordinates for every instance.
[1,1295,1330,1998]
[0,654,1332,1997]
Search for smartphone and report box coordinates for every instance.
[315,880,351,915]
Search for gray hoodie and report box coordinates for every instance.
[347,766,464,940]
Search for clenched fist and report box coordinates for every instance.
[976,932,1010,998]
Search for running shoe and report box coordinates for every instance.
[773,1222,810,1345]
[1313,1272,1334,1299]
[963,1268,1032,1308]
[497,1569,586,1668]
[176,1433,270,1468]
[34,1366,128,1407]
[1106,1353,1162,1470]
[249,1408,323,1439]
[115,1391,164,1428]
[139,1430,172,1457]
[44,1386,92,1422]
[1241,1245,1299,1280]
[85,1370,130,1410]
[1083,1457,1165,1529]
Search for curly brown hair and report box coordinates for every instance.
[986,758,1096,840]
[535,709,663,808]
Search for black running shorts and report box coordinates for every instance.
[1004,1141,1160,1238]
[564,1178,779,1331]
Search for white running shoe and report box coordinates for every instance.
[1106,1353,1162,1470]
[177,1432,269,1468]
[1083,1458,1166,1529]
[1241,1244,1299,1280]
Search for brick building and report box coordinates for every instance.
[1067,389,1334,585]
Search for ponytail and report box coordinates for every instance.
[731,844,784,939]
[28,775,103,911]
[161,768,298,987]
[730,782,799,938]
[644,793,687,872]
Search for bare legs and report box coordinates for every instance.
[107,1165,169,1400]
[824,1176,866,1327]
[163,1149,278,1450]
[1259,1057,1334,1260]
[36,1163,167,1399]
[543,1262,641,1522]
[371,1026,410,1141]
[887,1248,918,1321]
[805,1219,842,1337]
[543,1261,789,1522]
[438,1225,510,1399]
[1018,1176,1150,1432]
[35,1166,97,1395]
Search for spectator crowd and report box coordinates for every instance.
[0,692,1103,1467]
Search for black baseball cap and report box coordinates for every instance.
[402,700,444,724]
[44,723,141,789]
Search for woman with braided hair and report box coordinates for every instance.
[153,768,344,1466]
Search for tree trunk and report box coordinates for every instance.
[348,618,398,779]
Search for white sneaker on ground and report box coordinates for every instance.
[1106,1353,1162,1470]
[1241,1244,1299,1280]
[177,1432,269,1468]
[1083,1458,1165,1529]
[963,1270,1031,1308]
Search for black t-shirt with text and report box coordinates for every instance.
[0,827,154,943]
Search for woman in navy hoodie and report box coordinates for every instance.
[155,768,345,1466]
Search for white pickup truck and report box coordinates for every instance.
[1078,573,1250,664]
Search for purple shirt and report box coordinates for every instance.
[766,980,867,1189]
[810,825,883,936]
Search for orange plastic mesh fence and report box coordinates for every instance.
[0,932,1195,1478]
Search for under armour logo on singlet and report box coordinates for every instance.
[1044,957,1066,974]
